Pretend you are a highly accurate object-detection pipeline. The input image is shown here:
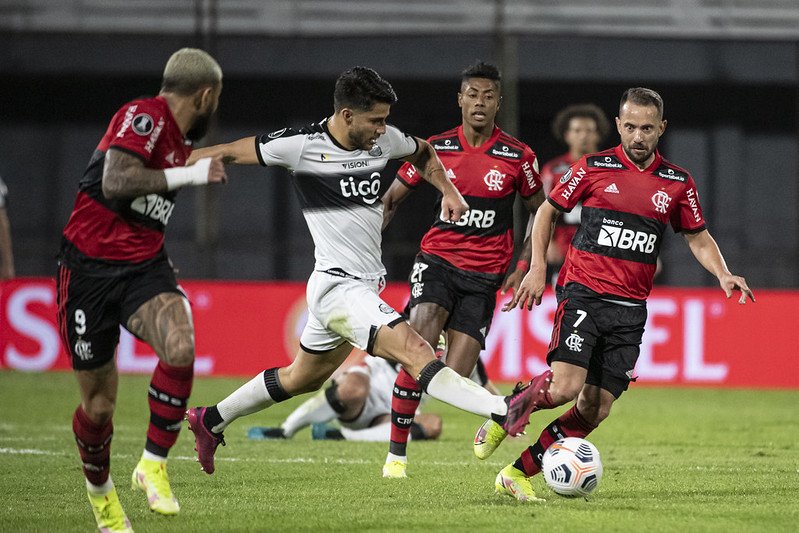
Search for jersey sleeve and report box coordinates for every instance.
[517,146,542,197]
[671,175,707,233]
[396,161,424,188]
[107,100,170,163]
[382,125,418,160]
[547,158,589,212]
[255,128,303,169]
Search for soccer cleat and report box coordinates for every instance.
[502,370,553,437]
[382,460,407,478]
[311,423,345,440]
[495,464,544,502]
[247,426,287,440]
[474,419,508,460]
[86,485,134,533]
[131,457,179,515]
[186,407,225,475]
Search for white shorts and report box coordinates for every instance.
[340,357,401,430]
[301,270,405,353]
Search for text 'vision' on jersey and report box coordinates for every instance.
[255,120,418,279]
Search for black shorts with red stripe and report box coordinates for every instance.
[56,255,182,370]
[407,253,503,349]
[548,282,646,398]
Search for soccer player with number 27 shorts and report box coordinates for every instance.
[381,60,545,478]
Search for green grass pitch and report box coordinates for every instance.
[1,371,797,532]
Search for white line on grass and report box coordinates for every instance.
[0,446,502,467]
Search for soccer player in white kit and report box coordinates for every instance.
[185,66,543,475]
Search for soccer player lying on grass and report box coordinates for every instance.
[184,66,543,475]
[474,87,754,502]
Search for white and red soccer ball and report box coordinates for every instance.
[541,437,603,497]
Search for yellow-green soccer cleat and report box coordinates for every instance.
[495,464,545,502]
[131,457,180,514]
[87,485,134,533]
[382,460,408,478]
[474,418,508,460]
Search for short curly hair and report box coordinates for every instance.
[551,103,610,144]
[333,66,398,113]
[460,60,501,90]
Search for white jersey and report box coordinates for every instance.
[255,119,418,279]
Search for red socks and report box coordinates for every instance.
[388,368,423,457]
[73,405,113,486]
[516,404,597,477]
[146,361,194,456]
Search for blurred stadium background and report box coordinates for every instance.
[1,0,797,288]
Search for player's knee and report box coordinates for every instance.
[163,326,195,367]
[83,396,116,425]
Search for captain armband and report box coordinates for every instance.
[164,157,211,190]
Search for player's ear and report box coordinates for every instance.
[341,108,354,125]
[198,87,214,111]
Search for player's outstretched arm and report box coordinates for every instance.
[501,190,546,306]
[188,136,260,166]
[381,177,413,231]
[505,201,560,311]
[102,148,226,199]
[683,229,755,304]
[404,138,468,223]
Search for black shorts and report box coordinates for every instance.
[407,253,502,349]
[56,258,182,371]
[547,283,647,398]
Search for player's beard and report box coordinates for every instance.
[623,140,656,166]
[186,110,213,142]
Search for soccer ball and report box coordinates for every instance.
[541,437,603,497]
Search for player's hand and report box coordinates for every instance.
[719,273,755,304]
[505,266,546,311]
[207,156,227,184]
[500,268,526,312]
[440,190,469,223]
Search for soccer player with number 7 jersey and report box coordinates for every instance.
[477,87,754,501]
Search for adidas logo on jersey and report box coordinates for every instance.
[604,183,620,194]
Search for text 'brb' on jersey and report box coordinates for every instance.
[255,120,418,279]
[396,125,541,275]
[550,145,706,300]
[62,96,191,269]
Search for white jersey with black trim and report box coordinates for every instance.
[255,119,418,279]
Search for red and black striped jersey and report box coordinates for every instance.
[397,125,541,276]
[60,96,191,273]
[550,145,706,300]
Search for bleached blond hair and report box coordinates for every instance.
[161,48,222,96]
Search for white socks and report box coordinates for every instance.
[425,366,506,419]
[281,390,337,437]
[215,371,276,432]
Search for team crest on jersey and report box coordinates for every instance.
[483,169,505,191]
[560,168,573,184]
[651,191,671,214]
[369,145,383,157]
[132,113,154,136]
